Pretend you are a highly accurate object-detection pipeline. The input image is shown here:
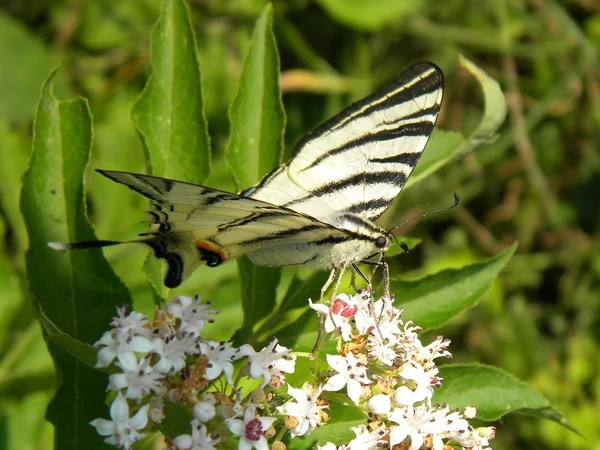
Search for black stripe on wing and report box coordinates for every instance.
[300,119,435,172]
[295,63,442,151]
[285,170,406,207]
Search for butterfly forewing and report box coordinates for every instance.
[246,62,443,223]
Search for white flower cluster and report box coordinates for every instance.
[89,290,495,450]
[89,295,298,449]
[310,290,496,450]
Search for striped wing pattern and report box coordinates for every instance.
[245,62,443,223]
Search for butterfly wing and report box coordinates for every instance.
[245,62,443,223]
[95,170,353,287]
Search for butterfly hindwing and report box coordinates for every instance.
[97,170,359,286]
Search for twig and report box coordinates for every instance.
[497,0,558,225]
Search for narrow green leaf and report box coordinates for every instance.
[21,70,132,449]
[34,302,101,371]
[0,120,30,257]
[409,56,507,188]
[315,0,425,31]
[157,400,194,441]
[286,399,365,448]
[225,4,286,343]
[233,255,281,345]
[131,0,211,183]
[390,243,517,330]
[225,3,285,190]
[407,129,464,187]
[256,271,330,344]
[143,252,168,305]
[280,271,332,311]
[457,54,508,155]
[435,364,577,432]
[131,0,211,298]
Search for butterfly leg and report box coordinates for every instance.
[311,267,337,365]
[320,267,337,303]
[311,265,348,361]
[331,263,347,301]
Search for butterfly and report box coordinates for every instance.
[50,62,443,290]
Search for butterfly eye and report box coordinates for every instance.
[375,236,387,249]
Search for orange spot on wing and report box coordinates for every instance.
[194,240,227,261]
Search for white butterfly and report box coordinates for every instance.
[50,62,443,289]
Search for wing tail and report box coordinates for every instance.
[48,233,217,288]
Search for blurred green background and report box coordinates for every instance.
[1,0,599,449]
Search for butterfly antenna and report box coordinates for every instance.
[388,192,460,234]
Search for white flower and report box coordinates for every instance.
[226,406,276,450]
[110,306,152,338]
[241,339,294,388]
[317,443,338,450]
[392,365,434,406]
[269,351,296,381]
[388,405,436,449]
[396,323,452,373]
[193,401,216,422]
[152,331,199,375]
[323,353,371,404]
[172,420,220,449]
[464,405,477,419]
[90,392,149,449]
[95,329,155,371]
[366,394,391,415]
[199,340,237,385]
[347,424,387,449]
[277,384,327,437]
[364,303,404,365]
[148,395,165,423]
[352,290,382,335]
[167,295,218,335]
[309,295,356,341]
[109,356,165,401]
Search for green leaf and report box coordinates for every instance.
[233,255,281,345]
[390,243,517,330]
[21,70,132,449]
[143,252,168,305]
[34,301,100,371]
[131,0,211,183]
[256,271,330,344]
[0,120,30,258]
[287,400,365,448]
[435,364,577,432]
[457,55,508,156]
[225,3,285,190]
[408,56,506,189]
[315,0,425,31]
[225,4,286,343]
[407,129,465,187]
[131,0,211,298]
[157,400,194,441]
